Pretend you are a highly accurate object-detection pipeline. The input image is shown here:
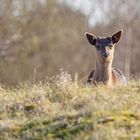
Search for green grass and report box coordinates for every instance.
[0,73,140,139]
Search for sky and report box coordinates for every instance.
[12,0,107,26]
[58,0,140,27]
[58,0,109,26]
[12,0,140,27]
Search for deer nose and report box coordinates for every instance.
[102,52,109,58]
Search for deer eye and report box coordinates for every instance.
[109,44,113,49]
[96,45,101,50]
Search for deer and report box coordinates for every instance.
[85,30,127,87]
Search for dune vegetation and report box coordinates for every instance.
[0,72,139,140]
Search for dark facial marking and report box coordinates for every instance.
[96,37,112,46]
[95,37,112,58]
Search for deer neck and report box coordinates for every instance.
[93,58,113,85]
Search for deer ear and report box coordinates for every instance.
[85,32,96,46]
[112,30,123,44]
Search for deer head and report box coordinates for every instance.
[85,30,122,63]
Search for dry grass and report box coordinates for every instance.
[0,72,140,139]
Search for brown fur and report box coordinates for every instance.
[85,30,127,87]
[87,68,127,86]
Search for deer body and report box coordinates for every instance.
[85,30,127,87]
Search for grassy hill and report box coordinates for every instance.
[0,72,140,140]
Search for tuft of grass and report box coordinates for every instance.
[0,73,140,139]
